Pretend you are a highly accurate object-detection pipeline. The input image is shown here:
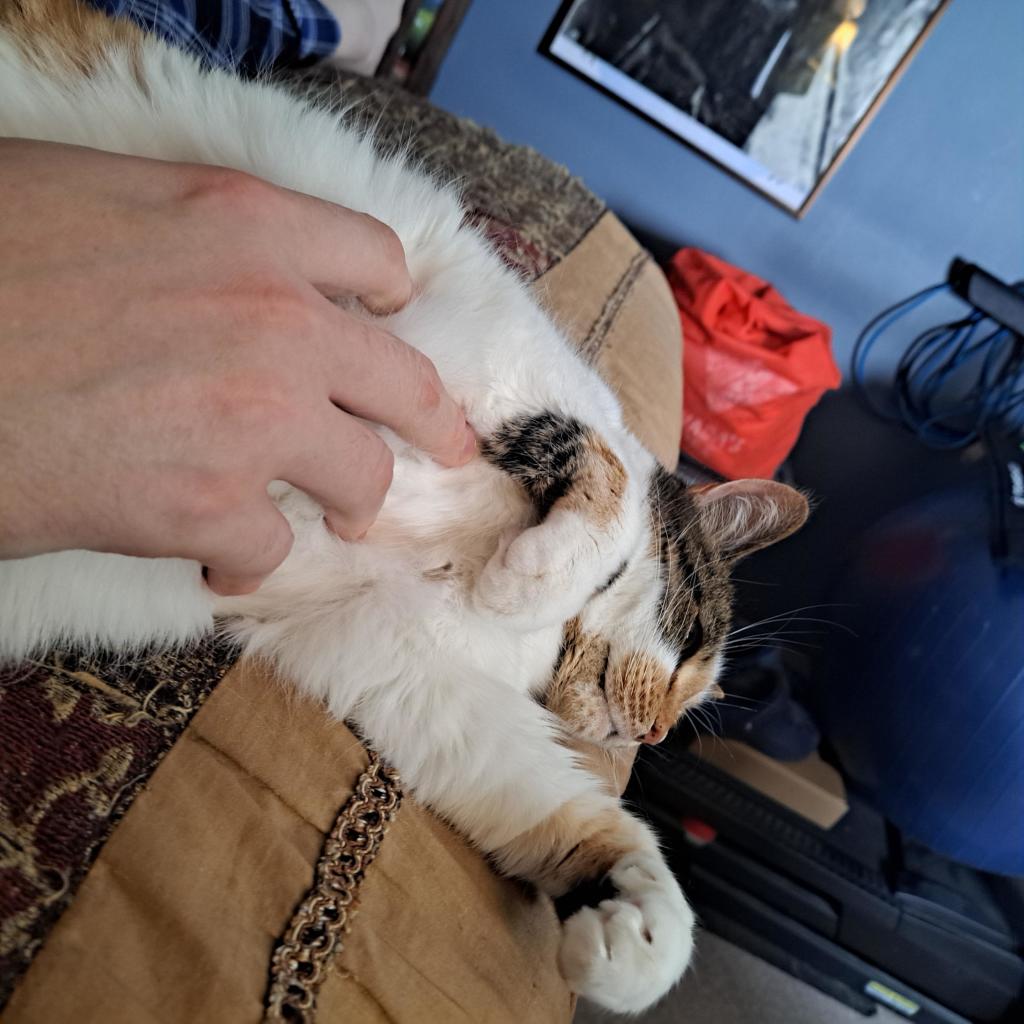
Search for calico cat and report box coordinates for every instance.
[0,0,808,1012]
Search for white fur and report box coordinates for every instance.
[0,550,211,655]
[561,849,696,1013]
[0,28,693,1010]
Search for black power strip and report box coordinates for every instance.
[629,743,1023,1023]
[949,259,1024,339]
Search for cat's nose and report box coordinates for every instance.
[640,722,667,745]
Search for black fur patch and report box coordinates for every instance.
[553,874,619,921]
[482,412,588,516]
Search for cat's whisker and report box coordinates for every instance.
[641,742,675,763]
[724,622,832,646]
[722,644,820,659]
[721,633,824,651]
[688,705,717,739]
[714,698,769,711]
[728,604,857,639]
[686,713,704,759]
[729,618,831,634]
[704,701,727,740]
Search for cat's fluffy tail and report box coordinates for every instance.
[0,551,212,660]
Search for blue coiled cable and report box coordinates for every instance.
[852,280,1024,449]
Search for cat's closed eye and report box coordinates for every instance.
[676,619,704,668]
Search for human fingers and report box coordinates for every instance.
[200,494,295,596]
[320,305,476,468]
[185,168,414,313]
[281,407,396,541]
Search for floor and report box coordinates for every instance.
[573,931,902,1024]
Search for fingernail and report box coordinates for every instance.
[325,512,372,542]
[324,512,348,539]
[205,572,265,596]
[460,425,478,463]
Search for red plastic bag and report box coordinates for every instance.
[667,248,840,480]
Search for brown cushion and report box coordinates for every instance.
[539,211,682,470]
[5,663,571,1024]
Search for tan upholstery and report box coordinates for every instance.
[537,212,682,471]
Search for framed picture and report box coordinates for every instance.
[540,0,951,217]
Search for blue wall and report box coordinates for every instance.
[432,0,1024,372]
[432,0,1024,699]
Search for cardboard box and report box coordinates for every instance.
[691,738,848,829]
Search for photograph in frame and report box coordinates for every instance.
[540,0,951,216]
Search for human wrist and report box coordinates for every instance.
[0,457,63,559]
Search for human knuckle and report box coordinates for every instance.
[249,516,291,563]
[367,442,395,496]
[354,215,409,297]
[206,367,293,430]
[409,352,444,415]
[184,165,274,216]
[372,219,407,270]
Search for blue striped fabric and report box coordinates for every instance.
[84,0,341,74]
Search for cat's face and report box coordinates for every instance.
[546,469,807,748]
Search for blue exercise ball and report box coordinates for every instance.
[820,485,1024,875]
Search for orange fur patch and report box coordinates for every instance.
[606,652,717,742]
[546,618,611,739]
[1,0,143,73]
[655,661,711,733]
[566,433,627,528]
[607,653,664,739]
[492,796,648,896]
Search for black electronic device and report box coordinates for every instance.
[986,427,1024,568]
[948,259,1024,339]
[630,741,1024,1023]
[853,259,1024,449]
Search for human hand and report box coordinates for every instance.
[0,139,475,594]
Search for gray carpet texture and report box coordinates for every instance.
[574,931,902,1023]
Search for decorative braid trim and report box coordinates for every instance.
[578,250,650,366]
[264,751,402,1023]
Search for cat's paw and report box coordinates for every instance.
[558,852,695,1014]
[474,524,574,621]
[474,511,615,629]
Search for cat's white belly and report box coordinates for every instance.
[228,452,563,705]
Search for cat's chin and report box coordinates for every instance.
[561,701,644,750]
[598,733,643,751]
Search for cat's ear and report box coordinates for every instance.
[692,479,809,562]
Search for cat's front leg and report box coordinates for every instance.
[493,789,694,1014]
[559,850,694,1013]
[475,412,643,628]
[351,665,693,1013]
